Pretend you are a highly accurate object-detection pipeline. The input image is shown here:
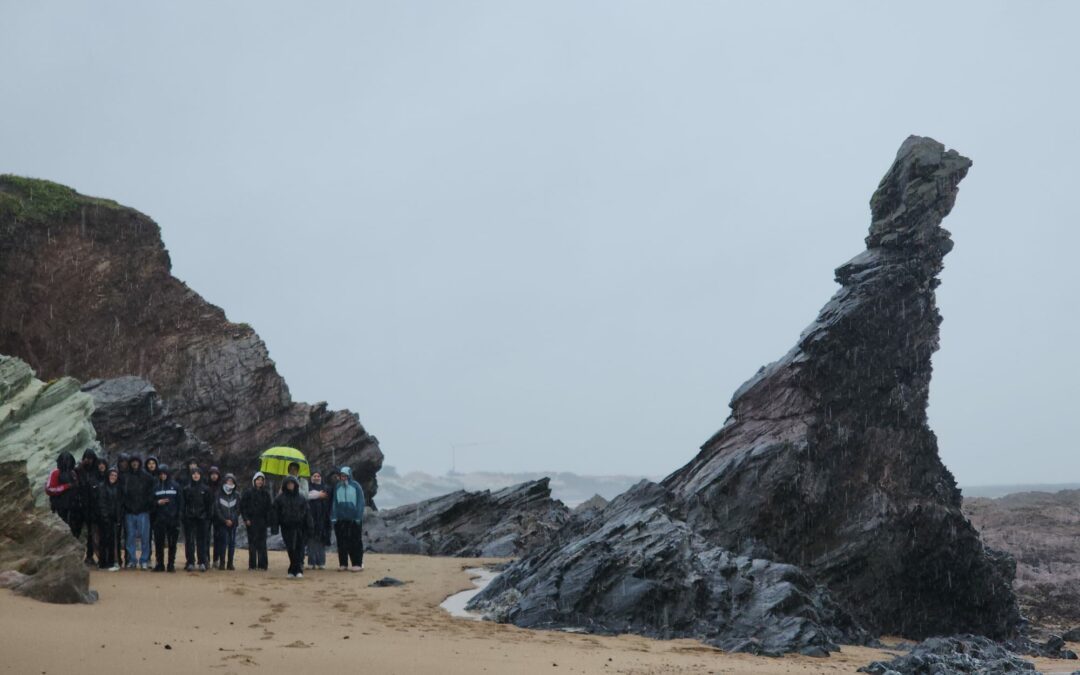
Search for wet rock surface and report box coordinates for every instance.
[470,137,1020,653]
[858,636,1037,674]
[364,479,569,558]
[964,490,1080,629]
[469,481,864,656]
[0,354,96,604]
[0,176,383,502]
[82,376,213,469]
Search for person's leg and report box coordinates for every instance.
[99,523,113,569]
[258,528,268,570]
[351,522,364,568]
[167,526,179,570]
[153,522,166,569]
[226,526,236,569]
[335,522,348,569]
[183,519,195,569]
[124,514,137,567]
[196,520,209,567]
[85,520,95,562]
[247,525,257,569]
[138,513,152,566]
[212,523,223,567]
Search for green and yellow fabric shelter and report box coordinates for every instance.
[259,446,310,478]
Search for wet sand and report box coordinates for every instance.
[0,552,1075,674]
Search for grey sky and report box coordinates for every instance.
[2,2,1077,485]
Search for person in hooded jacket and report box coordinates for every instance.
[151,464,183,572]
[181,466,213,571]
[330,466,365,572]
[115,452,131,566]
[214,473,240,570]
[76,448,100,564]
[206,466,222,566]
[306,471,332,570]
[122,455,156,569]
[97,467,123,571]
[46,451,80,534]
[240,472,273,571]
[143,454,159,553]
[274,476,312,578]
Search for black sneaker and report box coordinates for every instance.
[152,564,165,572]
[184,563,194,572]
[226,563,235,571]
[166,564,176,573]
[216,561,225,571]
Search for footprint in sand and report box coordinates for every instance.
[220,653,259,667]
[282,640,312,648]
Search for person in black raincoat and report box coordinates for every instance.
[273,475,312,578]
[152,464,183,572]
[96,466,123,571]
[75,448,100,564]
[206,465,223,567]
[305,471,332,570]
[144,454,159,552]
[213,473,240,570]
[122,455,156,569]
[181,466,213,571]
[240,472,273,571]
[114,452,131,566]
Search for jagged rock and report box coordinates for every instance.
[470,137,1020,653]
[82,376,213,468]
[0,175,383,502]
[364,479,570,558]
[662,137,1019,639]
[0,354,96,604]
[858,636,1036,674]
[964,490,1080,628]
[0,355,98,508]
[1065,627,1080,642]
[469,482,863,656]
[572,494,608,517]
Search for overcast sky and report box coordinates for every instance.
[2,2,1077,485]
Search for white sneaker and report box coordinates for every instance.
[338,566,348,572]
[296,573,304,579]
[349,565,363,572]
[108,565,120,572]
[287,573,296,579]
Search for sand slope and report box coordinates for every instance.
[0,552,1075,674]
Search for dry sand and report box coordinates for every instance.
[0,552,1076,674]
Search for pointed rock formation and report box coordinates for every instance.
[471,137,1020,651]
[0,176,382,501]
[663,136,1018,638]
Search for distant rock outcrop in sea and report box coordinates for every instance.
[0,354,95,603]
[0,176,382,501]
[470,137,1021,652]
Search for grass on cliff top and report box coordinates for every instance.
[0,174,122,223]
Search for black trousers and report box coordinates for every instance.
[99,522,118,569]
[334,520,364,568]
[154,522,179,567]
[184,518,209,566]
[247,523,268,570]
[281,524,305,576]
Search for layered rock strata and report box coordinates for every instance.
[0,176,382,501]
[365,479,570,558]
[82,376,213,469]
[471,137,1020,651]
[0,354,95,603]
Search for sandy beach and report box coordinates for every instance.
[0,552,1074,675]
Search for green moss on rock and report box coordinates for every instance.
[0,175,121,223]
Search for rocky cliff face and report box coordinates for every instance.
[0,176,382,500]
[965,490,1080,629]
[472,137,1020,650]
[0,354,95,603]
[365,479,570,557]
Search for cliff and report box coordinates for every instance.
[0,176,382,500]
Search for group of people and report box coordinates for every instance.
[44,449,367,579]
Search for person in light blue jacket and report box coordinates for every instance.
[330,466,365,571]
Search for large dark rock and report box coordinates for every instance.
[0,461,94,604]
[365,479,569,558]
[470,137,1020,652]
[0,176,382,502]
[662,136,1019,639]
[82,376,213,468]
[964,490,1080,629]
[469,482,863,656]
[858,636,1036,674]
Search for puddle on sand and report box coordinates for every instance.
[439,568,500,620]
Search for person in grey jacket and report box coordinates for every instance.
[214,473,241,570]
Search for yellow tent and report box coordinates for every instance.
[259,446,310,478]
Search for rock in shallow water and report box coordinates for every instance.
[470,137,1020,653]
